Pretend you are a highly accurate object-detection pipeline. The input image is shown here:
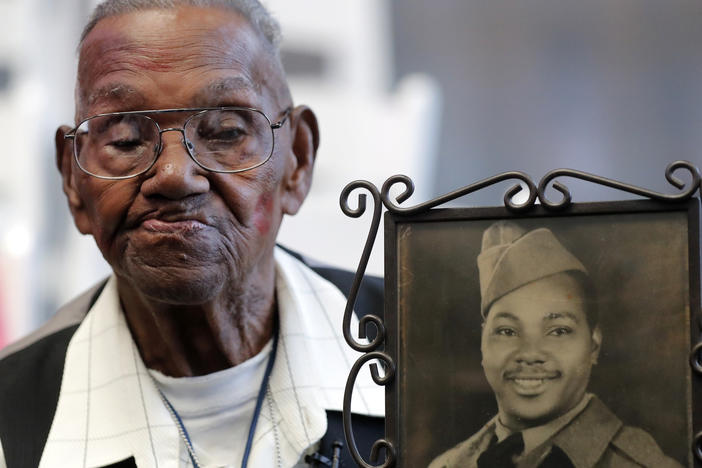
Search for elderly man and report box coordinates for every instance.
[0,1,383,467]
[429,221,680,468]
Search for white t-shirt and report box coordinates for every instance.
[149,340,273,467]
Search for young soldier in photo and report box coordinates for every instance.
[429,221,681,468]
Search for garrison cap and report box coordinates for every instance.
[477,221,588,317]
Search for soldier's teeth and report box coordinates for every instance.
[514,379,544,388]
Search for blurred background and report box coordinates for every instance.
[0,0,700,347]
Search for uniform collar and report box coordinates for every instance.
[548,396,622,468]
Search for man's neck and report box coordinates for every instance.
[117,265,277,377]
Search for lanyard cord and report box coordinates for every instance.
[157,315,279,468]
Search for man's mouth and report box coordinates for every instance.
[505,372,560,396]
[131,206,212,235]
[140,218,207,233]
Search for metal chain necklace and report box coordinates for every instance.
[157,389,205,467]
[265,386,282,468]
[156,317,279,468]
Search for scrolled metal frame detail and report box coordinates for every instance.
[343,351,396,468]
[695,432,702,463]
[339,180,396,467]
[340,161,701,467]
[380,171,538,215]
[339,181,387,354]
[538,160,701,211]
[692,343,702,463]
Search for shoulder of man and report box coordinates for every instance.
[0,280,105,468]
[427,420,496,468]
[610,426,684,468]
[0,281,105,361]
[553,396,683,468]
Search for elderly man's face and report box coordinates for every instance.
[56,7,316,303]
[480,273,601,431]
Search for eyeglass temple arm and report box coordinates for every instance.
[271,107,293,129]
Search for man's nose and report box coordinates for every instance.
[514,338,546,364]
[140,129,210,199]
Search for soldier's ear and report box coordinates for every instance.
[280,105,319,215]
[56,126,92,235]
[590,326,602,365]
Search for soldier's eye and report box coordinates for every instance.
[495,327,517,337]
[548,327,572,337]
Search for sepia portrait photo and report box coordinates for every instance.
[385,200,699,467]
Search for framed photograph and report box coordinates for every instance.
[383,199,701,467]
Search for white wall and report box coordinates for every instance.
[266,0,441,275]
[0,0,110,345]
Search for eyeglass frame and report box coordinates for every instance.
[63,106,292,180]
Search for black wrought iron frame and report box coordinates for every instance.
[339,160,702,467]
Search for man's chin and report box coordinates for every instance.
[119,262,229,306]
[498,395,582,430]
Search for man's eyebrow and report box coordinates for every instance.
[544,311,580,323]
[192,76,259,106]
[490,311,520,321]
[85,84,145,109]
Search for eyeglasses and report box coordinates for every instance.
[64,106,291,180]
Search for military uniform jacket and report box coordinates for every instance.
[428,396,682,468]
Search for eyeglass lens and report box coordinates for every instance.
[73,109,274,178]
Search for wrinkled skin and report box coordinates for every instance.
[55,6,319,376]
[481,273,601,430]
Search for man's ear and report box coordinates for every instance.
[55,126,92,234]
[590,325,602,365]
[280,105,319,216]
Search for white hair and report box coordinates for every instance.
[80,0,282,51]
